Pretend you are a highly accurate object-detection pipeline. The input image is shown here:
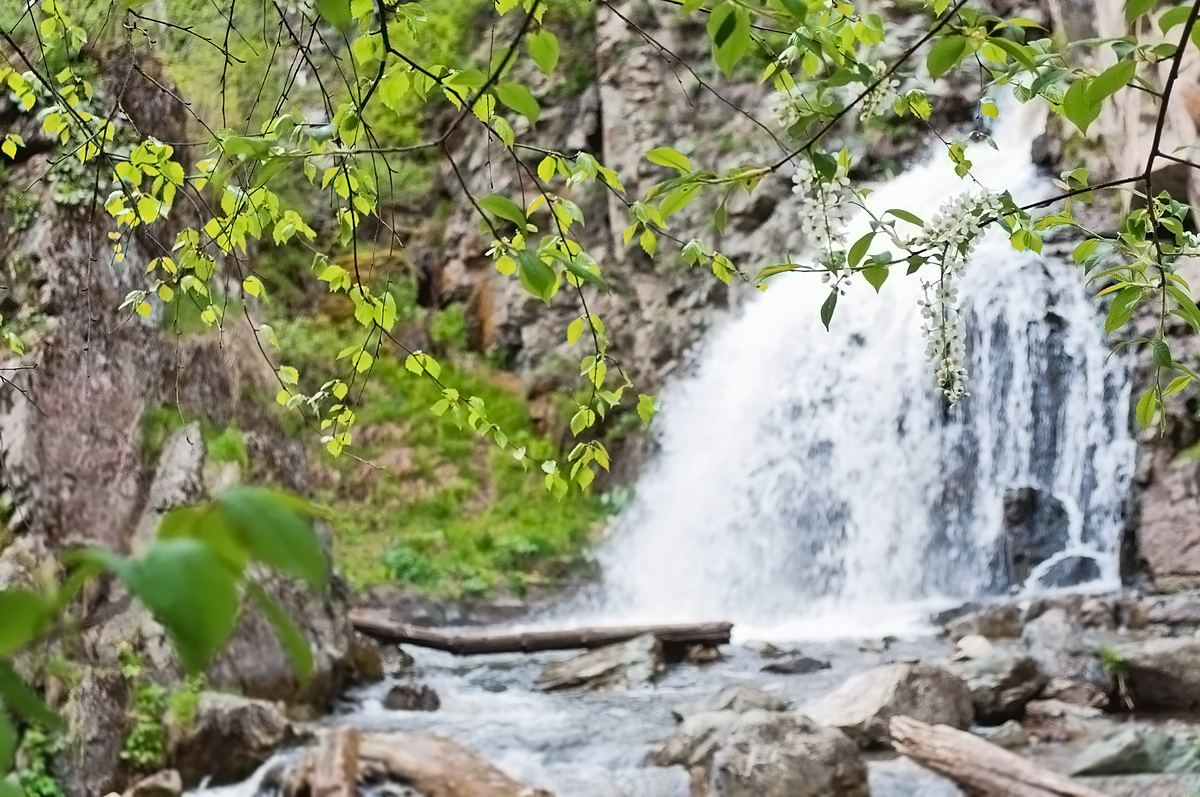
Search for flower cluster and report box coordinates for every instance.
[770,84,815,130]
[792,157,853,257]
[912,191,1004,406]
[859,61,901,122]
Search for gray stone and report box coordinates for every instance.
[945,603,1023,641]
[1001,487,1071,586]
[1021,608,1113,694]
[1041,676,1109,709]
[1038,555,1102,589]
[952,634,993,661]
[1115,637,1200,710]
[123,769,182,797]
[1071,726,1200,777]
[167,692,292,787]
[383,680,440,712]
[536,633,663,691]
[762,654,831,675]
[1141,594,1200,626]
[955,646,1046,724]
[673,685,791,723]
[975,720,1029,749]
[803,664,974,748]
[58,668,131,797]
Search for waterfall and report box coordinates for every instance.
[579,103,1137,640]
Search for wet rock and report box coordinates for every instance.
[857,636,896,654]
[167,692,292,787]
[762,654,831,675]
[1070,726,1200,776]
[1114,637,1200,710]
[803,664,974,748]
[536,633,663,692]
[1079,774,1200,796]
[347,634,386,685]
[383,680,441,712]
[952,634,993,661]
[1022,698,1107,743]
[945,603,1023,641]
[975,720,1029,749]
[1038,555,1102,588]
[685,644,723,664]
[1001,486,1071,585]
[1041,676,1109,709]
[1079,597,1119,630]
[657,710,868,797]
[1021,608,1112,694]
[1140,593,1200,627]
[955,646,1046,724]
[1138,457,1200,591]
[743,640,788,659]
[58,668,131,797]
[123,769,182,797]
[358,732,551,797]
[672,685,791,722]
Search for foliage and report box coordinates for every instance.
[117,648,167,773]
[14,727,64,797]
[141,407,248,469]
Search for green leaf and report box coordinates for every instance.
[1104,285,1143,335]
[820,289,838,331]
[516,250,557,304]
[660,185,701,217]
[0,710,13,773]
[537,155,556,183]
[1073,238,1099,265]
[1125,0,1156,23]
[0,589,50,657]
[886,208,925,226]
[526,29,559,75]
[0,661,62,729]
[1087,60,1136,106]
[862,264,888,292]
[115,539,241,675]
[479,195,528,230]
[496,83,540,125]
[1165,374,1192,396]
[315,0,353,31]
[1168,285,1200,332]
[1062,78,1101,135]
[646,147,692,173]
[215,487,329,590]
[927,35,968,80]
[246,582,313,684]
[1153,339,1173,368]
[1135,386,1159,427]
[1160,4,1191,32]
[637,394,659,425]
[848,231,875,268]
[567,317,583,344]
[707,2,752,78]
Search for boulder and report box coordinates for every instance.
[1115,637,1200,710]
[1021,608,1112,693]
[1001,487,1071,585]
[58,668,132,797]
[974,720,1029,749]
[536,633,663,691]
[761,654,831,675]
[954,646,1046,724]
[657,710,868,797]
[383,680,441,712]
[123,770,182,797]
[803,664,974,748]
[1070,726,1200,777]
[167,692,292,787]
[672,685,791,723]
[1079,774,1200,796]
[1140,593,1200,627]
[945,603,1023,641]
[1038,555,1102,589]
[952,634,993,661]
[1041,676,1109,709]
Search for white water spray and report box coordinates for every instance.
[578,103,1136,640]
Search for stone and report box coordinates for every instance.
[358,732,552,797]
[743,640,788,659]
[762,654,831,675]
[1070,726,1200,777]
[346,634,386,685]
[1001,487,1071,586]
[536,633,663,691]
[1138,459,1200,590]
[975,720,1029,749]
[1141,594,1200,626]
[1038,555,1103,589]
[685,644,723,664]
[58,668,131,797]
[672,685,791,723]
[383,680,441,712]
[1021,608,1112,694]
[657,710,868,797]
[945,603,1023,641]
[1115,637,1200,710]
[955,646,1046,724]
[1079,774,1200,796]
[123,770,182,797]
[1041,676,1109,709]
[167,692,292,787]
[952,634,993,661]
[1079,597,1119,630]
[803,664,974,748]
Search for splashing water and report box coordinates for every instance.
[572,102,1136,641]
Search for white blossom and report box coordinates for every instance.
[859,61,901,122]
[792,157,853,257]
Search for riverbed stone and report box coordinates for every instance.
[536,633,663,691]
[672,684,792,722]
[762,654,831,675]
[383,679,441,712]
[954,646,1046,724]
[1115,637,1200,710]
[1070,726,1200,776]
[167,692,293,787]
[803,664,974,748]
[974,720,1029,749]
[945,603,1023,641]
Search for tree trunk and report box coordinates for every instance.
[349,611,732,655]
[889,716,1108,797]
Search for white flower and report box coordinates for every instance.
[792,157,853,257]
[859,61,901,122]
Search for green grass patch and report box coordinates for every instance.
[142,406,248,470]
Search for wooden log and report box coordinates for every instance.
[311,726,359,797]
[359,732,552,797]
[348,610,732,656]
[889,715,1108,797]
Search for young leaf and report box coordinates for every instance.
[526,29,559,75]
[516,250,557,304]
[479,195,528,229]
[636,394,660,425]
[646,147,692,173]
[1152,339,1173,368]
[567,317,584,344]
[1135,386,1159,427]
[862,264,888,292]
[315,0,353,30]
[1104,285,1143,335]
[927,35,968,80]
[707,2,752,77]
[886,208,925,226]
[820,289,838,331]
[848,231,875,268]
[496,83,541,125]
[0,589,50,657]
[1165,374,1192,396]
[215,487,329,589]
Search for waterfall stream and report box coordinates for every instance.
[570,102,1137,640]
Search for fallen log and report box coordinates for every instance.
[311,727,359,797]
[348,610,732,656]
[358,732,552,797]
[890,716,1108,797]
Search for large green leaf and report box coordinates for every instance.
[1125,0,1156,23]
[315,0,353,31]
[526,30,559,76]
[246,583,313,684]
[215,487,328,590]
[516,250,558,304]
[495,83,540,125]
[0,707,14,772]
[0,590,50,658]
[121,540,241,675]
[1062,79,1100,135]
[1087,60,1136,106]
[478,195,528,230]
[1104,285,1143,335]
[0,662,62,730]
[707,2,751,78]
[927,35,967,80]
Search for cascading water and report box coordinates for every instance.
[574,102,1137,639]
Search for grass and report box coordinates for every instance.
[273,310,610,597]
[142,405,248,470]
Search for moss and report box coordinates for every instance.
[4,192,38,234]
[429,304,469,350]
[141,405,248,470]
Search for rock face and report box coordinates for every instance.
[167,692,293,787]
[657,709,868,797]
[803,664,974,748]
[1115,637,1200,710]
[536,633,663,691]
[57,668,132,797]
[1021,608,1112,694]
[954,646,1046,724]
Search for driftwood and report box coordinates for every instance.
[358,732,552,797]
[312,727,359,797]
[890,716,1108,797]
[349,610,732,656]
